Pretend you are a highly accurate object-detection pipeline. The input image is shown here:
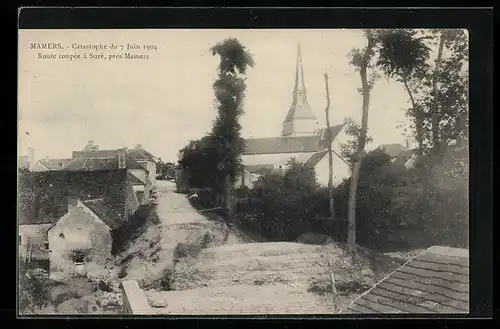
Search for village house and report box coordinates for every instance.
[375,143,417,169]
[236,44,350,188]
[32,158,73,172]
[18,169,139,277]
[18,148,72,172]
[125,144,159,187]
[65,146,157,205]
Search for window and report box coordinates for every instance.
[18,235,22,245]
[43,242,49,250]
[59,233,65,239]
[71,250,87,265]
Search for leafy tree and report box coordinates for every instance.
[178,136,219,188]
[209,38,254,213]
[376,29,468,160]
[156,160,176,179]
[340,117,373,166]
[346,29,378,252]
[376,29,431,154]
[246,158,319,240]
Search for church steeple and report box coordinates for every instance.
[293,42,307,104]
[282,42,319,137]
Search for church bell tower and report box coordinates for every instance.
[281,43,320,137]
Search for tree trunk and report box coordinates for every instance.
[224,175,232,216]
[324,73,335,222]
[347,29,374,252]
[431,33,445,158]
[424,32,446,195]
[402,75,423,155]
[347,159,362,249]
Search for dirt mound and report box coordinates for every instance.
[170,242,402,292]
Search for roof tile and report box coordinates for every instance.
[341,246,470,314]
[243,125,343,155]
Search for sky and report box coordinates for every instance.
[18,29,414,162]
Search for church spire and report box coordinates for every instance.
[282,42,318,137]
[293,42,308,104]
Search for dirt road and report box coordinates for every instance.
[127,181,402,315]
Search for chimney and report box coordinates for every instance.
[28,148,35,170]
[118,148,126,169]
[136,144,142,149]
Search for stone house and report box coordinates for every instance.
[47,197,113,276]
[69,145,158,204]
[18,169,139,277]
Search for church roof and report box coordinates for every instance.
[244,124,343,155]
[303,150,329,169]
[244,136,324,155]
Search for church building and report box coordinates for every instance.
[237,43,351,188]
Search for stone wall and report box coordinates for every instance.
[121,280,155,314]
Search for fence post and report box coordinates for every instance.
[328,260,339,313]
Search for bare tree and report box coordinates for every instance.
[323,73,335,222]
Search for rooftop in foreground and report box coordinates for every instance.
[341,246,469,314]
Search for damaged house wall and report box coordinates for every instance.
[47,198,112,276]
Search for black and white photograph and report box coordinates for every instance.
[18,27,469,315]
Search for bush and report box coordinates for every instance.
[173,243,203,263]
[19,265,53,313]
[297,233,334,245]
[160,267,175,291]
[234,150,468,251]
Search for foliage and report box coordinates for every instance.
[339,117,373,165]
[376,29,468,157]
[210,38,254,195]
[235,149,468,251]
[376,29,431,81]
[19,265,52,313]
[236,158,329,240]
[178,136,219,189]
[156,161,176,179]
[178,38,254,203]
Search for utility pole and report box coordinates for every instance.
[324,73,335,222]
